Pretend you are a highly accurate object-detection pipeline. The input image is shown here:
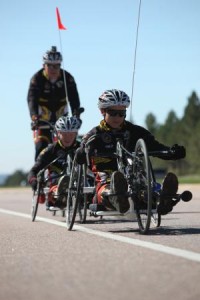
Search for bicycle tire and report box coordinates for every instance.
[149,162,162,228]
[79,164,88,223]
[31,183,42,222]
[66,159,82,230]
[133,139,152,234]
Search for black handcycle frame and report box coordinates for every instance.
[31,113,84,222]
[66,135,191,234]
[31,152,73,221]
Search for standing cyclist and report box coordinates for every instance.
[27,45,83,160]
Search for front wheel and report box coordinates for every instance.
[133,139,152,234]
[66,159,82,230]
[31,183,42,222]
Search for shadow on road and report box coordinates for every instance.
[148,226,200,236]
[107,227,200,235]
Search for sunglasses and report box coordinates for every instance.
[46,64,61,70]
[106,109,126,117]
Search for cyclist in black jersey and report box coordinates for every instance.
[28,115,81,209]
[27,46,83,160]
[76,89,187,214]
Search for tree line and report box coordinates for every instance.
[1,90,199,187]
[145,91,200,175]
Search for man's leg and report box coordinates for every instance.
[157,172,178,215]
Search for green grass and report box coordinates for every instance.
[155,173,200,184]
[178,174,200,184]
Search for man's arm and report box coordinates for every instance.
[27,75,40,119]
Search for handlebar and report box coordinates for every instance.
[73,107,85,116]
[83,134,174,159]
[31,120,55,130]
[84,134,99,148]
[148,149,174,157]
[31,108,84,131]
[36,152,71,182]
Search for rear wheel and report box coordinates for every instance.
[133,139,152,234]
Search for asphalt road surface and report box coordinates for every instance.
[0,184,200,300]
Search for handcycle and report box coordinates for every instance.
[31,151,73,221]
[66,135,192,234]
[31,119,76,221]
[31,109,85,221]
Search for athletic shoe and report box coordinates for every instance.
[157,172,178,215]
[108,171,129,213]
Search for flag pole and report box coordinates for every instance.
[56,7,69,115]
[129,0,142,123]
[58,30,69,107]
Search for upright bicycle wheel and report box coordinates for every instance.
[66,158,83,230]
[133,139,152,234]
[31,182,42,222]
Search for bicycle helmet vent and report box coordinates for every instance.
[55,116,81,132]
[98,89,130,109]
[43,46,62,64]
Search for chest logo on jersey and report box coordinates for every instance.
[56,81,64,88]
[101,133,112,143]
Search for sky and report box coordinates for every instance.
[1,0,200,175]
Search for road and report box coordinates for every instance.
[0,185,200,300]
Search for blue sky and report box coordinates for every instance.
[1,0,200,174]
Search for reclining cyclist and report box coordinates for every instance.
[76,89,187,215]
[28,115,81,210]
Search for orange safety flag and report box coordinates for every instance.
[56,7,67,30]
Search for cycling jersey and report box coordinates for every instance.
[28,139,80,183]
[81,119,171,176]
[27,69,80,122]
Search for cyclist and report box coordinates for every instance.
[76,89,187,214]
[28,115,81,210]
[27,46,83,160]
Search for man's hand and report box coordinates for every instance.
[73,107,85,118]
[29,177,37,191]
[31,115,40,130]
[75,147,86,164]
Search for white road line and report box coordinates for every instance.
[1,208,200,263]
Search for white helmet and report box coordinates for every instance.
[55,116,81,132]
[43,46,62,64]
[98,89,130,109]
